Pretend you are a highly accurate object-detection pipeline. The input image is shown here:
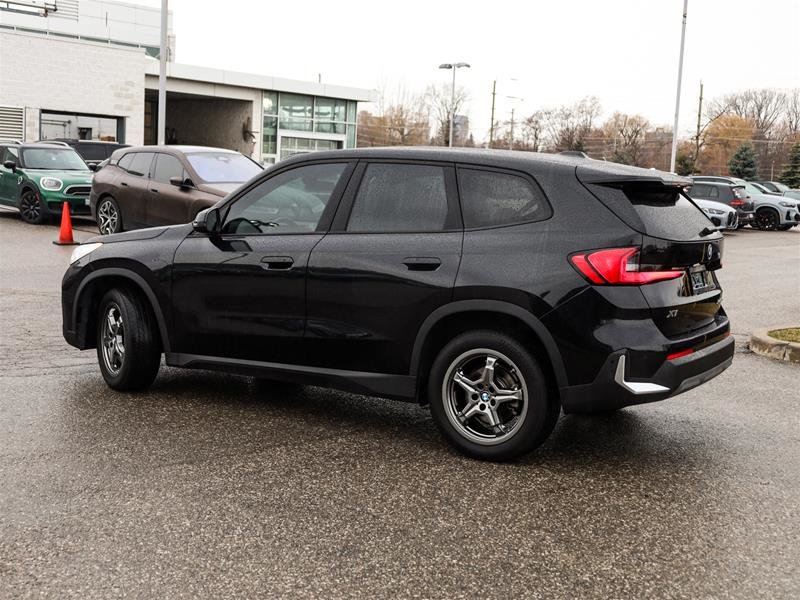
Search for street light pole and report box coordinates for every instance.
[670,0,689,173]
[439,62,470,147]
[157,0,168,145]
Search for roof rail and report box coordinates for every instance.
[559,150,590,159]
[35,140,70,146]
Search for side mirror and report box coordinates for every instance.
[170,176,194,189]
[3,160,16,171]
[193,207,220,234]
[88,163,99,172]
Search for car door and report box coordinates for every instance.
[116,151,155,228]
[0,147,20,205]
[148,152,192,226]
[170,160,354,364]
[305,160,463,376]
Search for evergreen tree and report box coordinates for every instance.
[778,142,800,188]
[728,143,758,179]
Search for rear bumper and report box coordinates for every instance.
[560,334,735,413]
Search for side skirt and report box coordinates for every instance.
[165,352,418,401]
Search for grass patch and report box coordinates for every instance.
[768,328,800,343]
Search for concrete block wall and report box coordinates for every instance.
[165,97,256,156]
[0,30,147,144]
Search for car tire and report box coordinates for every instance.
[18,188,46,225]
[753,208,780,231]
[428,330,559,461]
[96,287,161,391]
[97,196,123,235]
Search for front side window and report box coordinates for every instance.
[222,162,347,234]
[152,153,185,184]
[2,147,18,163]
[347,163,448,232]
[458,168,551,228]
[20,148,87,170]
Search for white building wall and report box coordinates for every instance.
[0,30,147,143]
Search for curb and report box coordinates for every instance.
[750,327,800,364]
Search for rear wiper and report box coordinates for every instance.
[699,227,716,237]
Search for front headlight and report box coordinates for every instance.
[703,208,724,215]
[40,176,63,191]
[779,201,794,207]
[69,242,103,265]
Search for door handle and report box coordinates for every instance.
[120,181,128,187]
[403,257,441,271]
[260,256,294,270]
[150,188,159,193]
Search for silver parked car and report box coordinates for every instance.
[692,176,800,231]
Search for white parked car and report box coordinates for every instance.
[692,198,738,230]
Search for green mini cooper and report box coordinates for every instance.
[0,142,94,224]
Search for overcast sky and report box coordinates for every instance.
[138,0,799,140]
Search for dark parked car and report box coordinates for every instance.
[686,180,754,225]
[41,139,129,167]
[90,145,263,235]
[62,148,734,461]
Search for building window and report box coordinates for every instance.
[262,92,358,164]
[40,111,123,142]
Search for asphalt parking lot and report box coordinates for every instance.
[1,210,798,599]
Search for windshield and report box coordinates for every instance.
[21,148,88,171]
[186,152,262,183]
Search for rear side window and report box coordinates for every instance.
[458,168,551,228]
[347,163,448,232]
[117,153,134,171]
[77,144,107,162]
[124,152,154,177]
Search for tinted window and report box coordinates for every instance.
[222,162,347,234]
[152,153,185,184]
[458,168,551,228]
[347,163,448,232]
[77,144,108,161]
[689,184,710,198]
[117,153,134,171]
[124,152,154,177]
[628,187,712,240]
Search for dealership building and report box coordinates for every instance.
[0,0,374,163]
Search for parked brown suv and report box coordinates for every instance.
[90,145,263,234]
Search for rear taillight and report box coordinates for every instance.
[666,348,694,360]
[730,199,744,207]
[570,247,684,286]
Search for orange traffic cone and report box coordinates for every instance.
[53,201,79,246]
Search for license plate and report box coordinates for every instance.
[690,270,715,293]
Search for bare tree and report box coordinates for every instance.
[424,83,469,146]
[601,112,651,165]
[708,88,787,139]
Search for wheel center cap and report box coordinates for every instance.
[480,391,491,402]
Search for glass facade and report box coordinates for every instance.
[261,91,358,164]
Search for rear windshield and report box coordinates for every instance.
[586,182,713,241]
[186,152,262,183]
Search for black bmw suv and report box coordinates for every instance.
[62,148,734,461]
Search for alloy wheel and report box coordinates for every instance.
[755,210,779,231]
[19,191,42,223]
[442,349,528,446]
[97,200,119,235]
[101,303,125,375]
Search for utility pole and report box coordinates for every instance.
[693,80,703,172]
[157,0,168,145]
[509,108,515,151]
[669,0,689,173]
[489,80,496,149]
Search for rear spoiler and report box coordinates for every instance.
[577,165,691,188]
